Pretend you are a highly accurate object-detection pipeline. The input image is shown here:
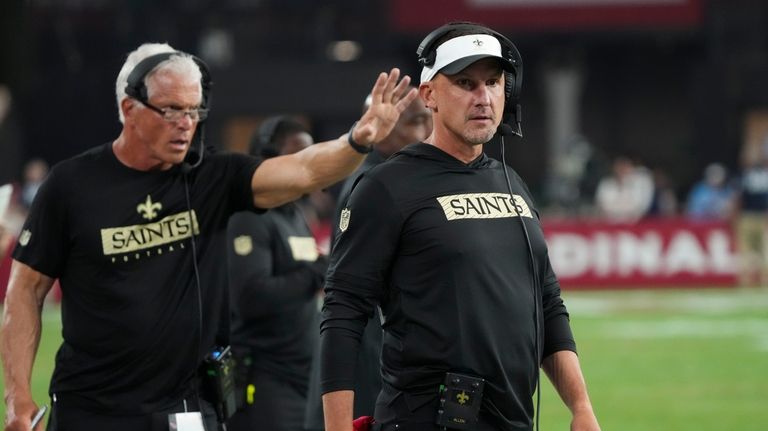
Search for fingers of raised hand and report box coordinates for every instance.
[395,88,420,113]
[371,68,402,106]
[382,68,401,104]
[370,72,388,105]
[391,74,412,104]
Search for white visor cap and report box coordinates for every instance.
[420,34,514,83]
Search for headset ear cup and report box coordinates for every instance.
[252,116,286,158]
[503,71,515,122]
[421,51,436,68]
[191,56,212,109]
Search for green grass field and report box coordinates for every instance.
[541,288,768,430]
[1,288,767,429]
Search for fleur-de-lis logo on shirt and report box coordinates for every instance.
[456,391,470,405]
[137,195,162,220]
[472,38,483,47]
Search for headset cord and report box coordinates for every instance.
[499,130,541,431]
[183,171,210,431]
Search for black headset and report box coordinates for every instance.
[125,51,212,109]
[416,22,524,135]
[252,115,289,158]
[124,51,213,171]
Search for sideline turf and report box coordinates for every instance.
[1,288,767,430]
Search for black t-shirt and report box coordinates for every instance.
[320,143,576,430]
[13,142,261,414]
[227,203,323,391]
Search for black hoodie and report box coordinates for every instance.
[320,143,576,430]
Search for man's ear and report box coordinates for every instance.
[419,82,437,112]
[121,97,137,123]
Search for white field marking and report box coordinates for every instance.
[563,289,768,316]
[758,337,768,352]
[599,318,768,339]
[562,290,768,351]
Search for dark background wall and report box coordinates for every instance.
[1,0,767,208]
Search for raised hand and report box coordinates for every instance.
[352,68,419,147]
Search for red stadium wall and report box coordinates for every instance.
[543,218,737,289]
[0,218,738,302]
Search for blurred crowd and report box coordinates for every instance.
[543,132,768,287]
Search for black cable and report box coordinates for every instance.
[188,124,206,171]
[498,124,541,431]
[183,171,210,431]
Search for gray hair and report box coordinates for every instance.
[115,43,203,124]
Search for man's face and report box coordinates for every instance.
[127,70,202,169]
[376,99,432,157]
[427,57,505,146]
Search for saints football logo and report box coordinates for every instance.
[137,195,162,220]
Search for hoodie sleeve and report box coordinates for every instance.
[540,255,577,359]
[319,175,403,394]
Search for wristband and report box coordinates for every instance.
[347,121,373,154]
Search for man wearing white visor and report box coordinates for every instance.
[420,33,513,83]
[319,22,600,431]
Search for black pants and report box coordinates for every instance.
[46,394,219,431]
[226,371,306,431]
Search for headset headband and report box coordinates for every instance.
[125,51,212,108]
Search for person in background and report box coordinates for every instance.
[331,88,432,243]
[303,88,432,431]
[19,159,49,210]
[733,144,768,286]
[646,167,678,218]
[594,156,654,223]
[320,22,599,431]
[226,116,328,431]
[0,85,24,186]
[0,42,417,431]
[686,162,735,221]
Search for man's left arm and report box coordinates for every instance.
[542,350,600,431]
[251,68,418,209]
[539,253,600,431]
